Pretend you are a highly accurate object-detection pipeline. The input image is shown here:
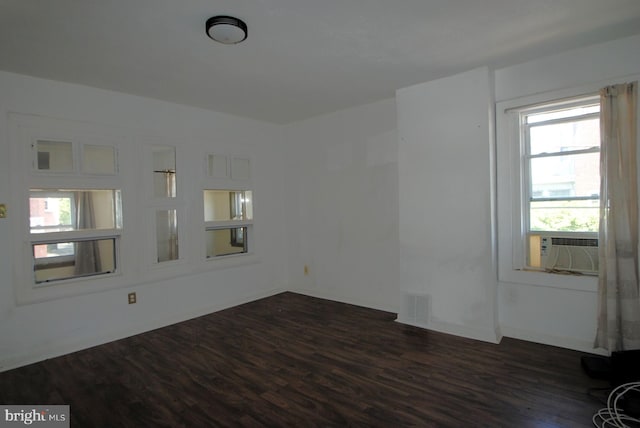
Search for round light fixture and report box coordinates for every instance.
[205,16,247,44]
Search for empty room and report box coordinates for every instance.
[1,1,640,426]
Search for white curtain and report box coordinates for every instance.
[594,82,640,351]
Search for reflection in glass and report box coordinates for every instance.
[526,104,599,124]
[156,209,179,262]
[530,153,600,199]
[153,147,176,198]
[529,117,600,155]
[30,189,121,233]
[36,140,73,171]
[33,238,116,284]
[206,227,248,258]
[203,190,253,222]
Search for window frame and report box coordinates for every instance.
[521,98,600,239]
[203,190,253,259]
[202,152,254,261]
[496,88,603,291]
[9,113,130,304]
[28,182,124,289]
[143,144,184,267]
[9,114,261,304]
[28,188,123,284]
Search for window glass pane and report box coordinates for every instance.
[39,242,75,258]
[529,117,599,155]
[83,145,116,174]
[204,190,253,221]
[530,152,600,200]
[206,227,248,257]
[526,104,599,124]
[36,140,73,171]
[530,200,599,232]
[30,189,121,233]
[152,147,176,198]
[33,238,116,284]
[156,209,179,262]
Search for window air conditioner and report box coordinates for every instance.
[529,234,599,275]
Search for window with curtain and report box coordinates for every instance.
[28,139,122,284]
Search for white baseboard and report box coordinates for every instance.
[0,286,286,373]
[288,286,398,313]
[2,286,607,373]
[395,317,502,344]
[500,326,608,356]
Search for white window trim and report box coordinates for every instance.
[9,114,262,304]
[202,154,255,262]
[496,86,606,292]
[9,113,132,304]
[203,194,254,259]
[140,143,187,269]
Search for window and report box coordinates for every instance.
[149,145,180,264]
[28,136,122,284]
[203,190,253,257]
[9,113,130,301]
[29,176,121,284]
[34,139,118,174]
[207,154,250,181]
[519,97,600,274]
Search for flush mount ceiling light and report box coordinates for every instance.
[205,16,247,44]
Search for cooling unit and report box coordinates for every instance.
[529,234,598,275]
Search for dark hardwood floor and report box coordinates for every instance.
[0,292,607,427]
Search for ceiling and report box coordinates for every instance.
[1,1,640,124]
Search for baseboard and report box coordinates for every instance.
[0,286,286,373]
[288,287,398,314]
[500,326,608,356]
[396,317,501,344]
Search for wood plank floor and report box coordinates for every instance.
[0,292,607,427]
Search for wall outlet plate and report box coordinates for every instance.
[128,292,137,304]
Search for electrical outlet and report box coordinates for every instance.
[128,292,137,304]
[304,265,309,275]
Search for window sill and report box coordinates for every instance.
[499,267,598,293]
[205,252,259,270]
[139,253,260,284]
[16,253,262,306]
[17,271,128,305]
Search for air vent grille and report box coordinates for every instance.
[551,237,598,247]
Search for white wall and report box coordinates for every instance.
[0,71,287,371]
[283,98,399,312]
[396,67,500,343]
[3,34,640,372]
[495,34,640,353]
